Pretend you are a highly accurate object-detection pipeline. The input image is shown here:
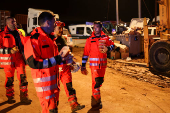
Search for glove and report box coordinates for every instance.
[81,67,88,75]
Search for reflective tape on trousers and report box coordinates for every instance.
[35,84,58,92]
[46,93,56,99]
[90,63,107,66]
[89,58,107,61]
[33,75,56,83]
[0,57,12,60]
[0,62,13,65]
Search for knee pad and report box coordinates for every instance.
[66,82,76,96]
[94,77,104,88]
[20,74,28,86]
[49,107,58,113]
[6,77,14,87]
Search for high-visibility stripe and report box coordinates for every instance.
[0,62,13,65]
[83,56,88,59]
[100,58,107,61]
[5,49,8,54]
[0,57,12,60]
[0,49,3,54]
[43,59,48,68]
[49,57,56,66]
[89,58,107,61]
[90,58,99,61]
[33,75,56,83]
[82,60,87,63]
[35,84,58,92]
[46,93,56,99]
[90,63,107,66]
[90,63,98,66]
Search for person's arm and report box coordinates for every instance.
[81,38,90,75]
[106,36,115,52]
[24,34,62,69]
[82,38,90,68]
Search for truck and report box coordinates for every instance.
[0,10,10,30]
[27,8,59,34]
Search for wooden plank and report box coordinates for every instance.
[115,59,147,66]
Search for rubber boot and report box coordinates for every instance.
[68,95,85,113]
[6,86,16,104]
[87,96,102,113]
[20,86,32,104]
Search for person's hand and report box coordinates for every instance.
[59,46,70,58]
[99,46,108,53]
[11,46,19,54]
[60,53,74,65]
[81,67,88,75]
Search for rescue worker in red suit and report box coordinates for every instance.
[53,21,85,112]
[81,21,117,112]
[24,12,73,113]
[0,17,32,104]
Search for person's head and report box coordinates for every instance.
[93,21,102,36]
[6,17,17,31]
[54,21,65,37]
[38,12,55,34]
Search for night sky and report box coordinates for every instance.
[1,0,157,23]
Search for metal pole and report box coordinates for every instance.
[116,0,119,24]
[138,0,141,18]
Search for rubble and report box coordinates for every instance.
[107,59,170,88]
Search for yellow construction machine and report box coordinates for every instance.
[144,0,170,72]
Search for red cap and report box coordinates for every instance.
[55,21,65,27]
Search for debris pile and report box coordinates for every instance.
[107,59,170,88]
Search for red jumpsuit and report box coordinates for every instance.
[24,27,62,113]
[82,31,114,103]
[0,26,28,101]
[55,36,78,109]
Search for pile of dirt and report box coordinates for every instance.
[107,59,170,88]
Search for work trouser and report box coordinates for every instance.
[91,67,106,100]
[59,64,78,108]
[39,90,59,113]
[32,67,59,113]
[4,56,27,98]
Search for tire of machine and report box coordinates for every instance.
[149,40,170,72]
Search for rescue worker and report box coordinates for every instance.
[0,17,31,104]
[81,21,115,112]
[24,12,72,113]
[53,21,85,112]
